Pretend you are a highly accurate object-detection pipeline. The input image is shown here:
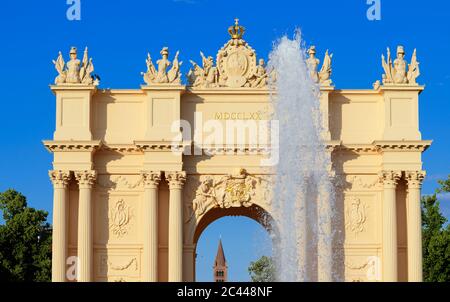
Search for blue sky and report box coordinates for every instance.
[0,0,449,281]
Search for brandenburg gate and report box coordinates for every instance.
[44,21,430,282]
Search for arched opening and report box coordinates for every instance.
[193,205,275,282]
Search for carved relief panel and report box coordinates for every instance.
[94,192,141,244]
[95,251,141,281]
[184,169,273,225]
[343,193,380,245]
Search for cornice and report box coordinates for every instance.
[372,140,432,152]
[101,144,143,154]
[134,140,188,152]
[43,140,432,155]
[43,140,102,153]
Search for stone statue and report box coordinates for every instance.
[167,51,183,84]
[407,49,420,85]
[381,45,420,85]
[249,58,268,88]
[306,46,320,83]
[307,46,334,86]
[192,177,218,218]
[142,47,182,85]
[187,52,219,88]
[319,50,333,86]
[53,47,97,85]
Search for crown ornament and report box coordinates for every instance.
[228,18,245,40]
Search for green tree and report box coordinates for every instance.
[248,256,276,282]
[422,175,450,282]
[0,189,52,282]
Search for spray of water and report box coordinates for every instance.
[268,30,336,282]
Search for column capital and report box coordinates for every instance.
[378,170,402,188]
[405,170,426,189]
[166,171,186,189]
[49,170,71,188]
[75,170,97,188]
[141,171,162,189]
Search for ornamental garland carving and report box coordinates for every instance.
[96,175,144,191]
[100,256,138,272]
[109,199,133,238]
[185,169,273,223]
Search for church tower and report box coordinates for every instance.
[213,239,227,282]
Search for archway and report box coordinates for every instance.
[193,205,275,282]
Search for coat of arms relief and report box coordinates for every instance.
[185,169,273,223]
[187,19,273,89]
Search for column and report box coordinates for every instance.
[49,170,71,282]
[166,171,186,282]
[75,170,97,282]
[379,170,401,282]
[141,171,162,282]
[405,171,426,282]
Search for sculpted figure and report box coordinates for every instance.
[306,46,334,86]
[319,50,333,86]
[188,51,219,88]
[393,46,408,84]
[52,47,96,85]
[66,47,81,83]
[249,58,268,88]
[407,49,420,84]
[156,47,171,83]
[306,46,320,83]
[381,45,420,85]
[167,51,183,83]
[142,47,182,85]
[192,177,217,218]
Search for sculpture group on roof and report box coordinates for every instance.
[52,20,421,89]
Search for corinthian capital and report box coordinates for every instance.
[75,170,97,188]
[141,171,162,189]
[49,170,71,188]
[166,171,187,189]
[405,171,426,189]
[378,170,402,188]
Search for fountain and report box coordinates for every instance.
[269,30,336,282]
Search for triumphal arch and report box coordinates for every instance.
[45,20,430,282]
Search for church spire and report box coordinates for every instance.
[213,239,227,282]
